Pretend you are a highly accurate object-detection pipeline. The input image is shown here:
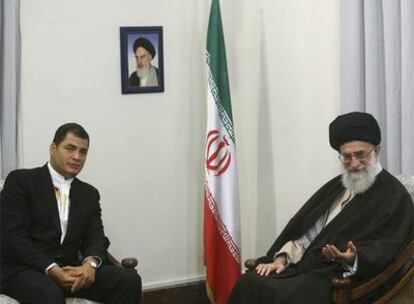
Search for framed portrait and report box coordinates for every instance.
[120,26,164,94]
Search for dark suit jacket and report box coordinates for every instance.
[0,164,107,283]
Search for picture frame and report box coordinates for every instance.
[120,26,164,94]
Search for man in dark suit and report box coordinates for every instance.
[0,123,142,304]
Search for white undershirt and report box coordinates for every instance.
[47,162,73,243]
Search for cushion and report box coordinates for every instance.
[0,294,19,304]
[396,175,414,201]
[0,295,101,304]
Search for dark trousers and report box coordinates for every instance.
[2,265,142,304]
[228,270,331,304]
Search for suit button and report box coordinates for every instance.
[57,254,62,258]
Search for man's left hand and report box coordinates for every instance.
[62,263,96,293]
[322,241,357,264]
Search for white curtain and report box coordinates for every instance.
[340,0,414,175]
[0,0,21,179]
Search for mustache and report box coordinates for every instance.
[341,157,379,194]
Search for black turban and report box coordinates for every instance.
[329,112,381,151]
[133,37,156,58]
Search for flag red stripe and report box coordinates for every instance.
[204,192,240,304]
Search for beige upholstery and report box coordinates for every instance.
[0,296,99,304]
[396,175,414,199]
[0,295,19,304]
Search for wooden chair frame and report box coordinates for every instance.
[331,238,413,304]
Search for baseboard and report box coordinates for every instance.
[143,275,206,291]
[142,277,210,304]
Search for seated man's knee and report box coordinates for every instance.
[5,273,65,304]
[112,269,142,302]
[122,269,142,290]
[42,287,65,303]
[33,279,65,304]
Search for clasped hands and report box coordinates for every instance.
[256,241,357,276]
[49,261,96,293]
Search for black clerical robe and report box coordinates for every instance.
[228,169,413,304]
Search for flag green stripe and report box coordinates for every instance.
[207,55,236,144]
[207,0,234,127]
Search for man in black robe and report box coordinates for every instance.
[228,112,413,304]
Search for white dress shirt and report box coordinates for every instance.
[48,162,73,243]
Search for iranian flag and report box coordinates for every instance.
[203,0,241,303]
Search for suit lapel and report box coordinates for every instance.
[38,165,62,235]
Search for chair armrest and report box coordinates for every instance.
[244,258,257,270]
[332,238,414,303]
[244,256,276,270]
[121,257,139,269]
[331,277,352,304]
[107,251,138,269]
[332,277,352,288]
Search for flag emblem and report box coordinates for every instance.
[206,129,232,176]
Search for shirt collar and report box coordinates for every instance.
[47,162,74,188]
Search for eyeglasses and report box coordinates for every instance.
[338,146,377,163]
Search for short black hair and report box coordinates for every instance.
[53,123,89,146]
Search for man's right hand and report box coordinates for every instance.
[48,265,77,290]
[256,254,287,276]
[322,241,357,264]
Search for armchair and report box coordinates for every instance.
[244,175,414,304]
[0,180,139,304]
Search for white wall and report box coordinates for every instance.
[218,0,341,259]
[19,0,340,289]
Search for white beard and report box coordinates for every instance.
[341,157,381,194]
[136,65,158,87]
[137,66,150,78]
